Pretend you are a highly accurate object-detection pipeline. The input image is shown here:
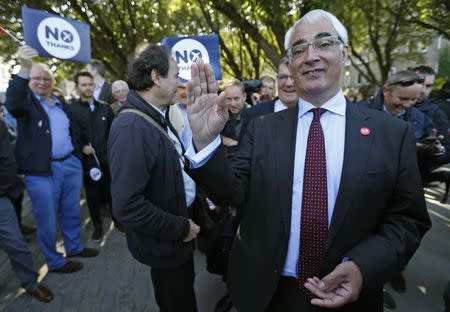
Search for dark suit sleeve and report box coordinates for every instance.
[187,120,255,208]
[238,109,251,143]
[346,124,431,291]
[108,118,190,240]
[5,75,30,118]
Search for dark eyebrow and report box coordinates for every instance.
[291,32,335,47]
[315,32,333,39]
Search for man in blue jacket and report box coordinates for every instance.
[5,45,98,273]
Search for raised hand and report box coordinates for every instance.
[17,45,39,76]
[186,59,228,151]
[304,260,363,308]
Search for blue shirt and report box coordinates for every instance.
[186,90,347,278]
[34,94,74,159]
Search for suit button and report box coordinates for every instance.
[46,130,50,134]
[274,269,279,274]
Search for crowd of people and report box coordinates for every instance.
[0,8,449,312]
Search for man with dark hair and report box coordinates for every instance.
[108,44,200,312]
[86,60,114,104]
[5,45,98,274]
[411,65,450,163]
[67,71,115,241]
[185,9,430,311]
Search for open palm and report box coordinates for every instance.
[187,59,228,151]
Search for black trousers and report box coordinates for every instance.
[266,277,314,312]
[12,192,24,228]
[151,257,197,312]
[83,168,111,226]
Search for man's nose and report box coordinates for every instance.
[304,44,320,63]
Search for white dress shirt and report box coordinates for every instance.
[185,90,347,277]
[93,79,105,101]
[150,103,196,207]
[274,99,288,112]
[282,90,346,277]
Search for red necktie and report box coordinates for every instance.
[298,108,328,295]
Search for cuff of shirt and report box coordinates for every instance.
[185,136,221,168]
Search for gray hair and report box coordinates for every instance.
[284,9,348,50]
[111,80,129,93]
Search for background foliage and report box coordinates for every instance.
[0,0,448,85]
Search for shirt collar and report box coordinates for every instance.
[297,89,346,118]
[274,99,288,112]
[176,102,187,112]
[383,104,405,118]
[34,93,62,107]
[95,79,105,90]
[149,102,167,118]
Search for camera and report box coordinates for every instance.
[242,79,261,106]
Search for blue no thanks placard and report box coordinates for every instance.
[22,7,91,64]
[161,34,222,82]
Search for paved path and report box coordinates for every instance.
[0,184,449,311]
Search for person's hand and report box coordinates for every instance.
[17,45,39,76]
[187,59,228,151]
[251,92,260,105]
[82,145,95,155]
[304,260,363,308]
[183,219,200,242]
[221,136,238,147]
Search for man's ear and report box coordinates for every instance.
[151,69,160,87]
[341,45,348,63]
[382,85,390,98]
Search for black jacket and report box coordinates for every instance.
[67,98,114,166]
[239,99,277,142]
[98,81,114,105]
[5,75,82,176]
[187,104,430,312]
[0,119,24,199]
[108,91,191,268]
[416,99,450,150]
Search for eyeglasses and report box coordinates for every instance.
[277,74,293,82]
[287,36,343,60]
[30,76,52,82]
[388,76,425,87]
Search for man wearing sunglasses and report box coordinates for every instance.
[365,70,435,140]
[185,9,430,311]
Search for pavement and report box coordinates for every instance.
[0,183,449,312]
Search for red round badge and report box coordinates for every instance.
[360,127,370,136]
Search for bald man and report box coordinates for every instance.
[5,45,98,274]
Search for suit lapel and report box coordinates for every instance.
[326,104,373,249]
[273,108,298,238]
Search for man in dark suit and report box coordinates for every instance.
[86,60,114,104]
[184,9,431,312]
[239,57,298,140]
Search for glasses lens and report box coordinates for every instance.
[314,37,337,51]
[416,76,425,84]
[290,44,308,58]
